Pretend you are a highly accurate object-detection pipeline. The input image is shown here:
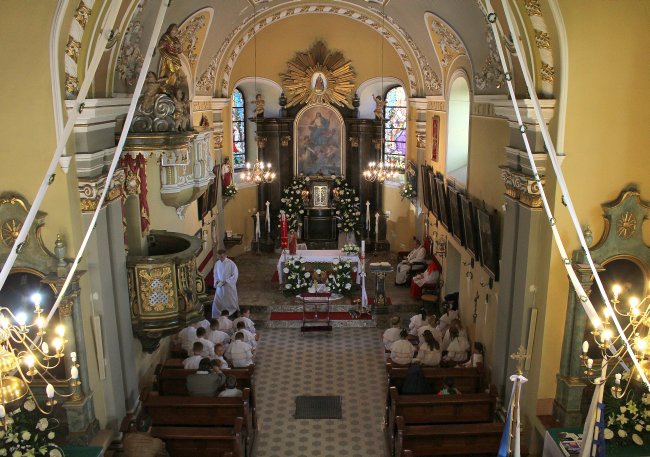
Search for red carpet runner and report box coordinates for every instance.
[270,311,372,321]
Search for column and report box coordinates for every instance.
[409,98,427,241]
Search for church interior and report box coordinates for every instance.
[0,0,649,456]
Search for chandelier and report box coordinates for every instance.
[362,161,400,183]
[0,293,80,418]
[580,283,649,398]
[242,161,276,184]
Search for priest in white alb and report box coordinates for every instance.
[212,249,240,317]
[395,238,426,285]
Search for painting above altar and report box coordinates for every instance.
[295,104,344,176]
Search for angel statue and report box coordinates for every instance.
[373,94,386,120]
[157,24,183,93]
[254,93,265,118]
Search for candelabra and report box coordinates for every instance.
[242,161,276,184]
[362,161,400,183]
[0,293,80,419]
[579,283,650,398]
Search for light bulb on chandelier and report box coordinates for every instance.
[0,292,81,417]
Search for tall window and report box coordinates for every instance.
[446,76,470,186]
[383,85,407,170]
[231,88,246,170]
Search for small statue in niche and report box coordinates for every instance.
[157,23,183,93]
[301,188,310,207]
[373,94,386,120]
[199,114,210,127]
[254,93,265,118]
[172,89,190,131]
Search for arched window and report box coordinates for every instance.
[446,76,470,186]
[231,88,246,170]
[383,86,407,170]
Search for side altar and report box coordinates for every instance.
[251,42,390,251]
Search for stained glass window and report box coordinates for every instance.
[383,86,407,171]
[232,88,246,170]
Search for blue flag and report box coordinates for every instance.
[498,407,512,457]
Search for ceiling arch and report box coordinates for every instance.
[195,2,442,98]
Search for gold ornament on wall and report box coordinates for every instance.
[280,41,356,108]
[617,211,637,239]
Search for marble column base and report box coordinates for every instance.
[63,393,99,445]
[553,374,588,427]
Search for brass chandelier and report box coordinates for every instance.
[242,161,276,184]
[362,161,400,183]
[0,293,80,418]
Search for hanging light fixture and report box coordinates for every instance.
[0,293,80,419]
[242,161,276,184]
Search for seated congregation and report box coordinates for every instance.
[119,308,260,457]
[381,294,508,457]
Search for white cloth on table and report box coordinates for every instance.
[415,344,441,367]
[390,339,415,365]
[382,327,401,351]
[212,258,239,316]
[395,246,426,284]
[277,250,362,284]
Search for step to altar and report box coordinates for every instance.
[253,305,377,328]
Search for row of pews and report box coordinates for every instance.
[385,363,508,457]
[140,359,257,457]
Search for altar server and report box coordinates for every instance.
[232,308,256,334]
[395,239,426,285]
[212,249,240,316]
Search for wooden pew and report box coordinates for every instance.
[151,417,243,457]
[395,416,503,456]
[386,364,483,394]
[143,388,254,456]
[158,364,255,396]
[387,386,496,453]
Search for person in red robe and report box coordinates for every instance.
[410,256,441,299]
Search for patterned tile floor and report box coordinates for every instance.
[252,328,388,457]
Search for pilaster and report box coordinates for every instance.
[409,98,428,241]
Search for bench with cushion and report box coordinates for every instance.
[386,364,483,395]
[151,419,243,457]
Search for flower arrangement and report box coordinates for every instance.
[331,177,361,235]
[603,373,650,447]
[342,243,359,255]
[222,183,238,199]
[326,257,357,295]
[280,176,309,231]
[0,396,62,457]
[400,182,416,200]
[282,257,308,296]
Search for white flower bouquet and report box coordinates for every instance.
[603,376,650,448]
[331,178,361,235]
[0,397,62,457]
[342,243,359,255]
[279,176,308,231]
[283,257,308,296]
[400,182,416,200]
[223,183,238,199]
[326,258,355,295]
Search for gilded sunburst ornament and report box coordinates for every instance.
[616,211,637,239]
[280,41,356,108]
[1,219,26,247]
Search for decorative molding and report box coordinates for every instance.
[499,166,545,208]
[474,22,506,91]
[416,132,426,149]
[78,169,125,213]
[196,4,438,96]
[522,0,555,96]
[64,0,95,99]
[115,1,146,89]
[178,8,213,77]
[426,13,468,73]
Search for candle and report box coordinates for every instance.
[366,201,371,230]
[71,351,77,363]
[375,212,380,243]
[582,341,589,354]
[361,240,365,255]
[265,201,271,232]
[46,383,55,399]
[615,373,622,385]
[71,366,79,380]
[255,212,261,241]
[587,358,593,368]
[0,405,5,418]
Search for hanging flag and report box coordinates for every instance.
[498,402,513,457]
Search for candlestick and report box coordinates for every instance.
[375,212,380,243]
[265,201,271,232]
[366,201,371,230]
[361,240,365,255]
[582,341,589,354]
[255,212,261,241]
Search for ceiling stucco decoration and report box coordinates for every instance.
[116,1,147,89]
[196,4,439,97]
[177,8,213,78]
[473,22,506,91]
[64,0,95,99]
[428,16,467,68]
[280,41,356,108]
[522,0,555,96]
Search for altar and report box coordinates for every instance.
[277,249,362,284]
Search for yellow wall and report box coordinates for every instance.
[229,13,409,97]
[383,186,416,251]
[538,0,650,402]
[224,185,258,257]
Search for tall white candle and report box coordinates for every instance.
[361,240,365,255]
[255,212,261,241]
[366,201,371,230]
[265,201,271,232]
[375,212,380,243]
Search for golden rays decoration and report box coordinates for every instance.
[280,41,356,108]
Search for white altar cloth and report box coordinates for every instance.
[277,249,362,284]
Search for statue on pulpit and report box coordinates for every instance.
[157,24,183,93]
